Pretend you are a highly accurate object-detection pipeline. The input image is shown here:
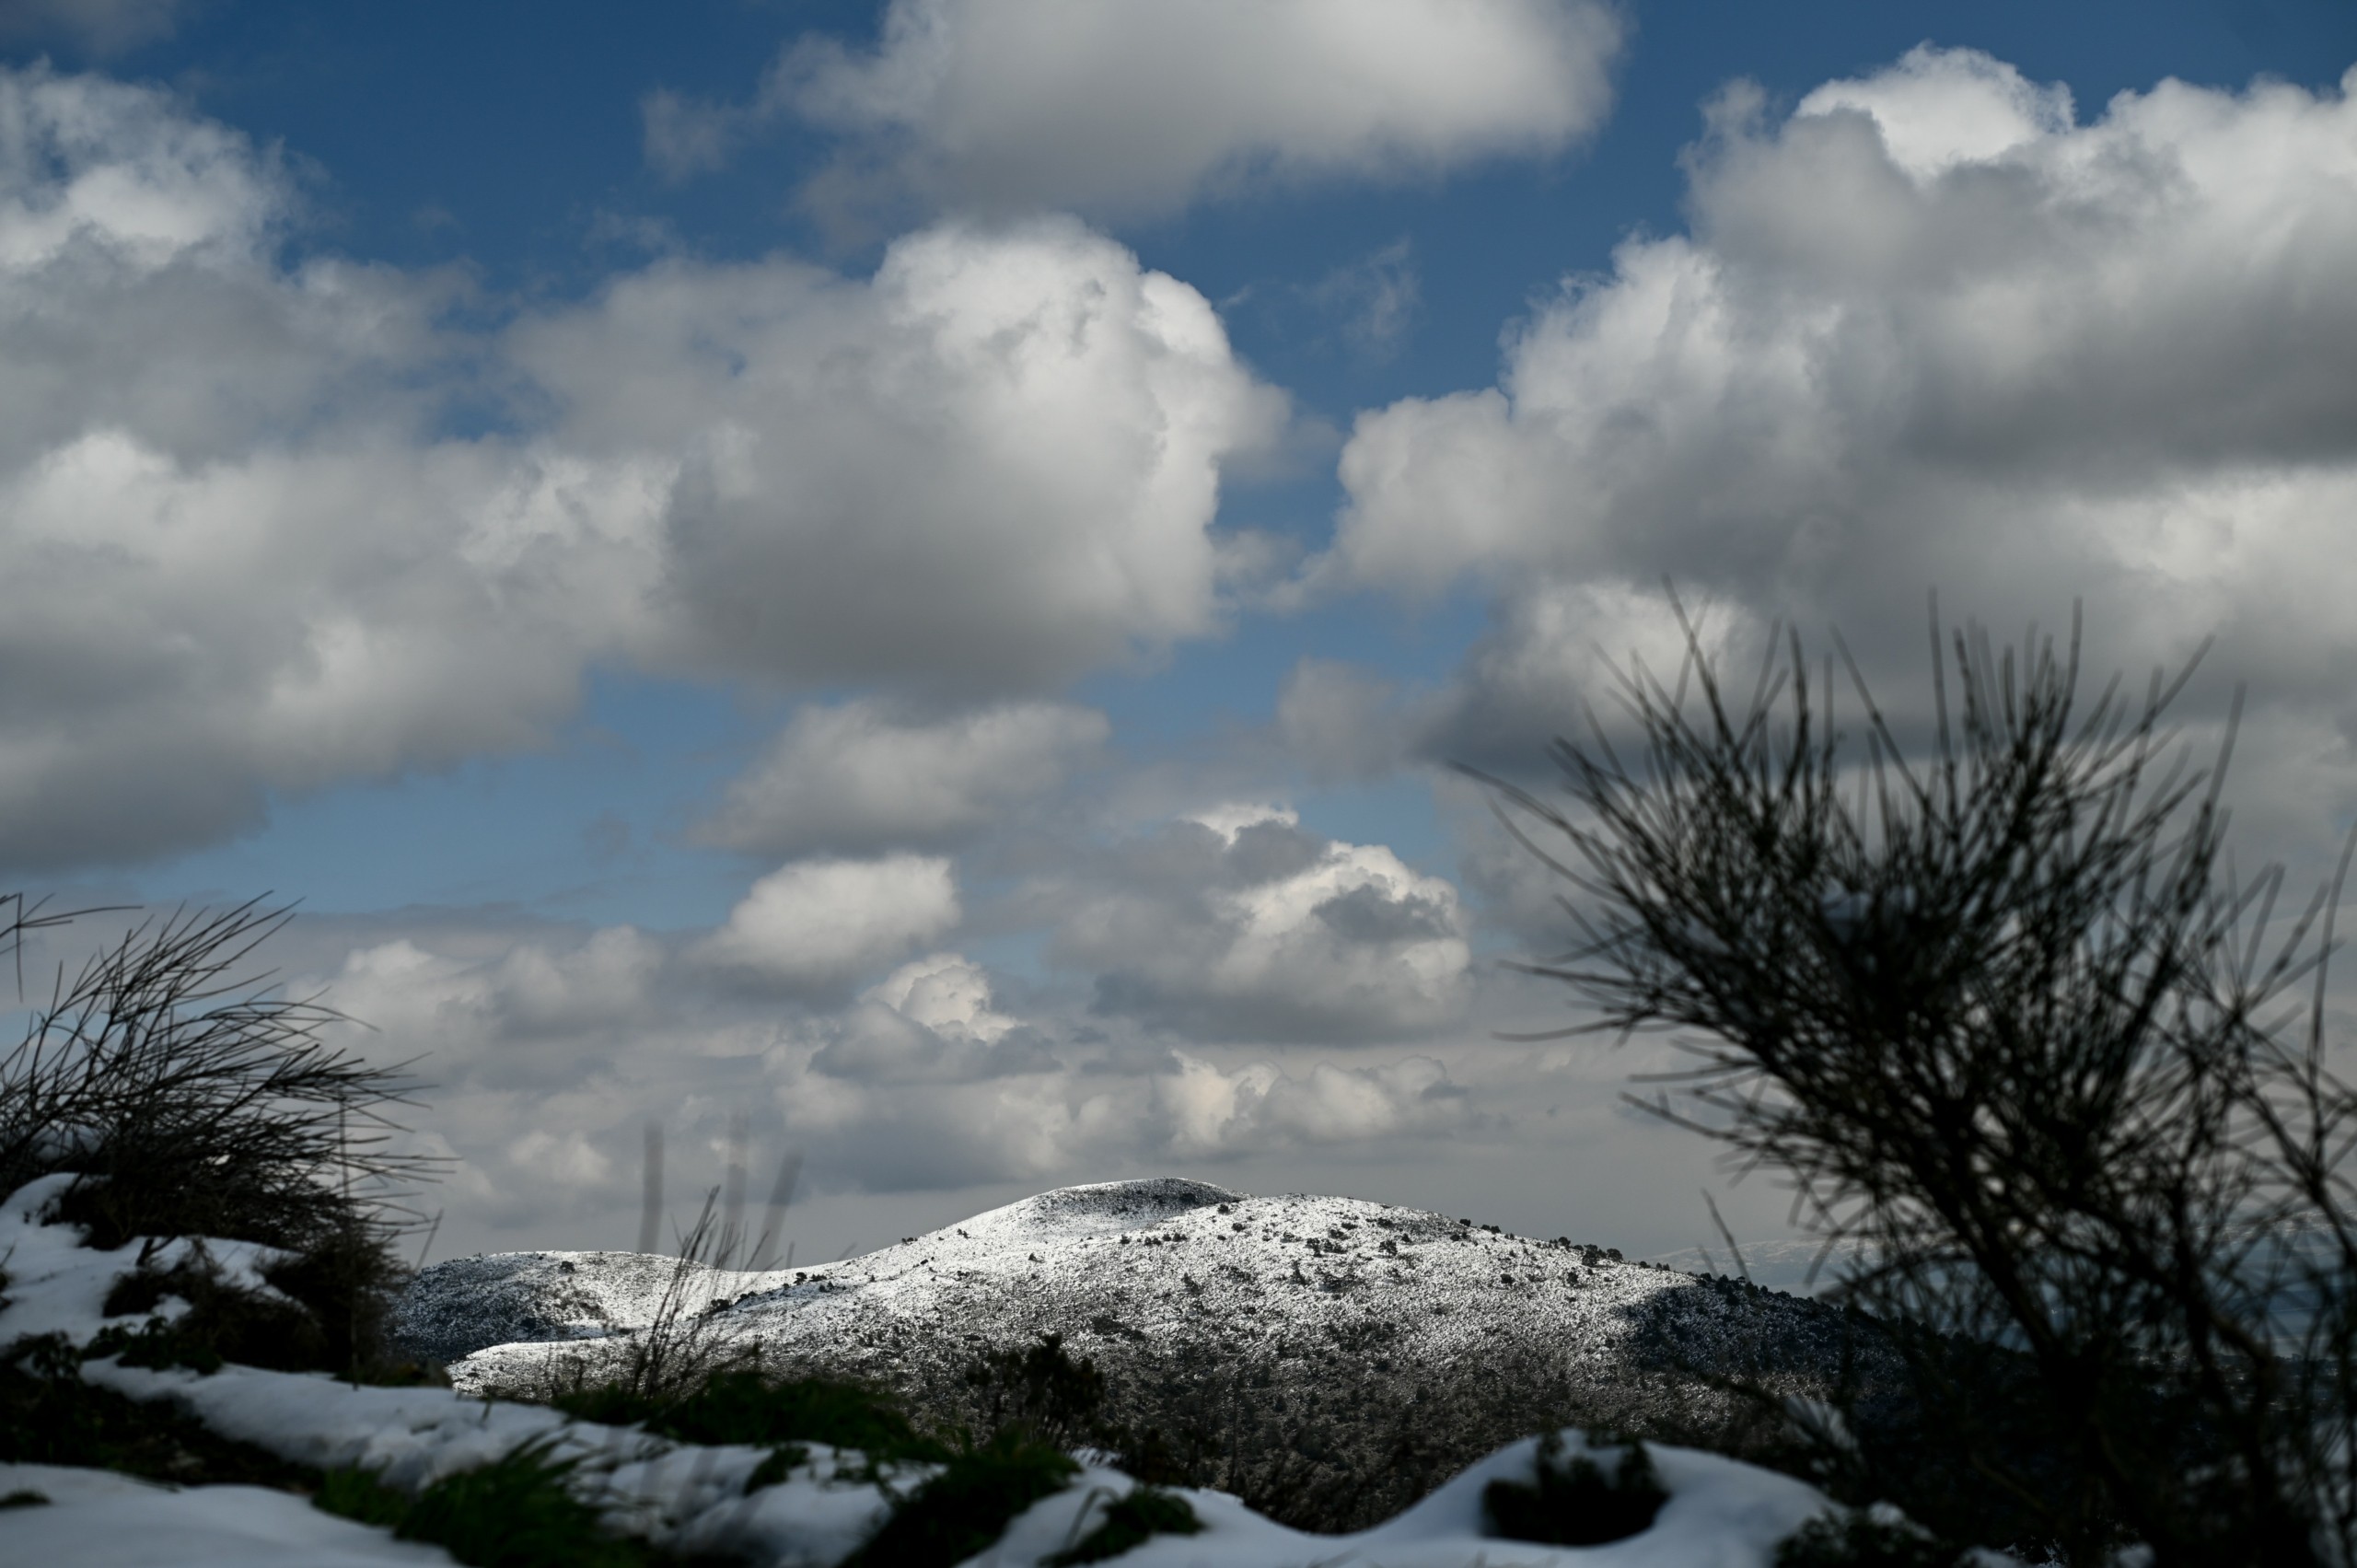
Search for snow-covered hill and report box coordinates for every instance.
[399,1179,1881,1529]
[0,1169,1932,1566]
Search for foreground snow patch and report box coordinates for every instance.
[0,1462,458,1567]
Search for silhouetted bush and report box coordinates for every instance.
[1490,601,2357,1565]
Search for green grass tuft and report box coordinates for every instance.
[1046,1485,1203,1566]
[554,1364,950,1496]
[561,1366,943,1459]
[2,1331,311,1487]
[312,1465,412,1531]
[1481,1432,1668,1548]
[1776,1507,1959,1567]
[844,1424,1080,1568]
[85,1314,226,1376]
[314,1436,663,1568]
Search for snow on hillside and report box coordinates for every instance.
[408,1178,1702,1390]
[5,1172,1905,1565]
[405,1179,1886,1534]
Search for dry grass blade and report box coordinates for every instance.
[0,893,442,1376]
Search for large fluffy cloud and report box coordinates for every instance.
[693,700,1109,856]
[0,66,659,869]
[513,217,1287,691]
[1328,50,2357,753]
[0,64,1283,873]
[655,0,1623,220]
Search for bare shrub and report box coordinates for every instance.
[1484,602,2357,1565]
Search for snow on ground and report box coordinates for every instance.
[0,1462,460,1567]
[6,1172,1890,1566]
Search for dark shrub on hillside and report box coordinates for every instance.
[962,1332,1106,1451]
[1487,600,2357,1565]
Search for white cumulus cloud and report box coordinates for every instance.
[0,64,1283,875]
[1325,49,2357,839]
[1159,1053,1469,1158]
[514,215,1289,692]
[806,953,1057,1085]
[694,855,962,993]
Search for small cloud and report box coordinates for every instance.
[640,86,754,183]
[693,700,1108,857]
[581,811,631,863]
[1183,801,1298,843]
[1306,238,1422,363]
[807,954,1058,1085]
[0,0,186,53]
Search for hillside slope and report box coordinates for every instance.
[396,1179,1882,1529]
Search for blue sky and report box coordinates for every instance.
[6,0,2357,1264]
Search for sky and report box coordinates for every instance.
[5,0,2357,1268]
